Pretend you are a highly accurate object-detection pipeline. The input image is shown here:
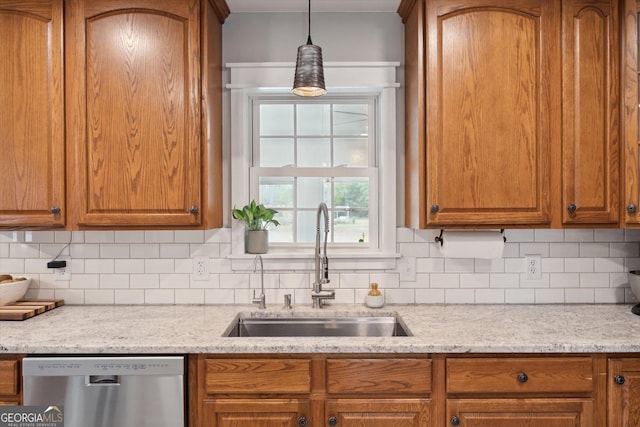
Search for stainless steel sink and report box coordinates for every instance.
[223,315,411,337]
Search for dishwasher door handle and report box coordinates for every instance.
[88,375,120,385]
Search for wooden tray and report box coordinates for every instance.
[0,299,64,321]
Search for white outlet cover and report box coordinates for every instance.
[525,255,542,280]
[193,256,210,281]
[53,257,71,281]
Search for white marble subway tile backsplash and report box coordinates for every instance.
[1,228,640,305]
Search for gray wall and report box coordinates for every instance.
[221,12,406,224]
[222,12,404,62]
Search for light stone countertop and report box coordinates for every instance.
[1,304,640,354]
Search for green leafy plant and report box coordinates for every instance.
[232,200,280,231]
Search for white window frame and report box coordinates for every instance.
[251,95,379,249]
[227,62,399,271]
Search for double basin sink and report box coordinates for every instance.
[224,314,411,337]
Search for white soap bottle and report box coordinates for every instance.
[365,282,384,308]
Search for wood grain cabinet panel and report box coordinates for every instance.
[326,399,432,427]
[623,0,640,226]
[190,355,435,427]
[0,0,65,227]
[0,356,22,406]
[402,0,561,228]
[447,398,594,427]
[402,0,622,228]
[446,357,594,394]
[327,358,432,394]
[65,0,226,228]
[0,360,18,398]
[562,0,619,226]
[204,358,311,395]
[201,399,311,427]
[608,358,640,427]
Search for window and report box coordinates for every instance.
[250,97,378,248]
[228,62,399,265]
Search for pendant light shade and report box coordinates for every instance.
[292,0,326,97]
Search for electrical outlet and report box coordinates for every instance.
[193,256,209,281]
[397,256,416,281]
[525,255,542,280]
[53,257,71,281]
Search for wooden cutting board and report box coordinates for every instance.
[0,299,64,321]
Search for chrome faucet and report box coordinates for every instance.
[252,255,266,309]
[311,202,335,308]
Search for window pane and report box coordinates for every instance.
[259,177,294,208]
[297,177,331,209]
[334,178,369,243]
[335,177,369,209]
[260,104,294,136]
[297,210,317,243]
[297,104,330,136]
[334,210,369,243]
[298,138,331,167]
[334,104,368,136]
[260,138,294,167]
[269,210,293,243]
[334,138,368,167]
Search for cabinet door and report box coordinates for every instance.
[202,399,310,427]
[0,0,65,227]
[623,0,640,225]
[562,0,619,225]
[608,358,640,427]
[66,0,202,227]
[425,0,560,226]
[0,358,20,405]
[326,399,432,427]
[447,398,593,427]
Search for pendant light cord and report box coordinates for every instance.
[306,0,312,45]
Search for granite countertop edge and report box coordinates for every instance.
[1,303,639,354]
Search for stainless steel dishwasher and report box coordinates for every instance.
[23,356,185,427]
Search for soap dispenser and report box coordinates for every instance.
[365,282,384,308]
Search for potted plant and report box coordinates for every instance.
[232,200,280,254]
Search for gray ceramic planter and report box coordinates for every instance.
[246,230,268,254]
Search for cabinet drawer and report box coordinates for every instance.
[204,358,311,394]
[0,360,18,396]
[327,358,432,394]
[447,357,593,394]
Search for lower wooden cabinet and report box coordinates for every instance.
[608,358,640,427]
[201,399,310,427]
[0,356,22,405]
[445,355,605,427]
[190,355,434,427]
[326,399,431,427]
[446,398,593,426]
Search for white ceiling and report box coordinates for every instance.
[226,0,401,13]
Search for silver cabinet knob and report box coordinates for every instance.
[189,205,198,214]
[51,206,61,214]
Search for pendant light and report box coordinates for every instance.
[292,0,326,97]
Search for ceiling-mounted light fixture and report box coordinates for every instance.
[292,0,326,97]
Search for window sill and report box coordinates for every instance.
[229,250,400,271]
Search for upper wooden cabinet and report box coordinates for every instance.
[623,0,640,226]
[562,0,619,226]
[401,0,621,228]
[0,0,65,227]
[403,0,561,228]
[65,0,226,229]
